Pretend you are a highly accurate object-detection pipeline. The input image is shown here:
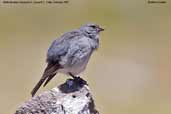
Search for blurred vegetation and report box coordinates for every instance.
[0,0,171,114]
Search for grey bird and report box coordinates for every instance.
[31,23,104,96]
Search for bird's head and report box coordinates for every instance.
[80,23,104,38]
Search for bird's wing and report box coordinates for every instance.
[47,30,81,63]
[42,62,62,87]
[31,30,81,97]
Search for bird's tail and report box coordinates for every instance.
[31,73,56,97]
[31,62,60,97]
[43,74,56,87]
[31,77,46,97]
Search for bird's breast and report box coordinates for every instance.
[58,37,97,75]
[58,52,91,75]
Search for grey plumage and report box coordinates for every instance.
[31,23,104,96]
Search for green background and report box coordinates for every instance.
[0,0,171,113]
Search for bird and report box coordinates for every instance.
[31,23,104,97]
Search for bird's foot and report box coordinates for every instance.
[73,76,88,86]
[60,77,87,93]
[68,73,87,85]
[66,79,74,88]
[60,74,88,93]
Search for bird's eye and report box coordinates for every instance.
[91,25,96,29]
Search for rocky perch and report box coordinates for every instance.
[15,78,99,114]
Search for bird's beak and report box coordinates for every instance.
[98,27,104,32]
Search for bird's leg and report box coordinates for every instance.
[69,73,82,82]
[69,73,87,86]
[66,73,77,88]
[69,73,77,79]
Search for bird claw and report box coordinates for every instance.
[66,79,74,88]
[73,77,88,86]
